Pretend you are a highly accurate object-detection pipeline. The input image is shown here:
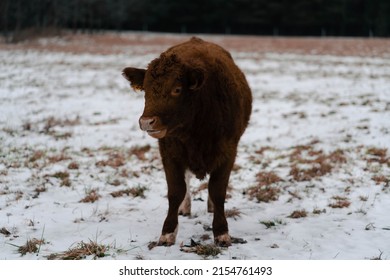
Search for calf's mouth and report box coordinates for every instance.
[139,116,167,138]
[146,128,167,139]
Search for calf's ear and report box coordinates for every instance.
[122,67,146,91]
[188,68,205,91]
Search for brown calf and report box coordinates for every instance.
[122,37,252,247]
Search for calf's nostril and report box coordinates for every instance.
[139,116,157,130]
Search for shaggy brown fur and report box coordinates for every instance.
[123,37,252,247]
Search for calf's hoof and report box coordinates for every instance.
[178,190,191,216]
[214,233,232,247]
[158,228,178,246]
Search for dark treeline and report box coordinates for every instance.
[1,0,389,41]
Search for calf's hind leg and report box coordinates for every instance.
[178,170,192,216]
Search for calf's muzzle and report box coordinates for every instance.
[139,116,167,139]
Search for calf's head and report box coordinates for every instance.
[123,54,205,139]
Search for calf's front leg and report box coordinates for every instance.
[208,155,235,247]
[158,159,187,246]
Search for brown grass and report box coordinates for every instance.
[43,116,80,132]
[366,147,387,158]
[366,147,389,165]
[40,116,79,140]
[129,145,151,161]
[372,175,389,186]
[68,162,79,170]
[247,186,280,203]
[108,179,121,186]
[110,186,147,198]
[225,208,242,220]
[329,196,351,208]
[48,153,71,164]
[49,171,71,187]
[246,171,282,202]
[256,171,283,186]
[288,210,308,219]
[79,189,101,203]
[96,151,125,168]
[47,240,107,260]
[17,238,44,256]
[33,186,47,198]
[289,147,346,181]
[29,150,45,162]
[180,243,221,258]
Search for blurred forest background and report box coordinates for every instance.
[1,0,389,42]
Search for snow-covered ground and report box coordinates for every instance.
[0,35,389,260]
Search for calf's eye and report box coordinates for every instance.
[171,86,182,97]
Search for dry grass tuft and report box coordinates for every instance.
[29,150,45,162]
[289,147,346,181]
[329,196,351,208]
[225,208,242,220]
[110,186,147,198]
[256,171,283,186]
[51,171,69,180]
[49,171,71,187]
[365,147,389,165]
[68,162,79,170]
[43,116,80,132]
[180,242,221,258]
[48,240,107,260]
[247,186,280,203]
[260,219,284,229]
[108,179,121,186]
[288,210,308,219]
[372,175,389,186]
[79,189,101,203]
[289,164,331,181]
[129,145,151,161]
[366,147,387,158]
[48,153,71,164]
[32,186,47,198]
[247,171,282,203]
[1,227,11,237]
[18,238,44,256]
[96,151,125,168]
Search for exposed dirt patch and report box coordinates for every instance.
[2,32,390,57]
